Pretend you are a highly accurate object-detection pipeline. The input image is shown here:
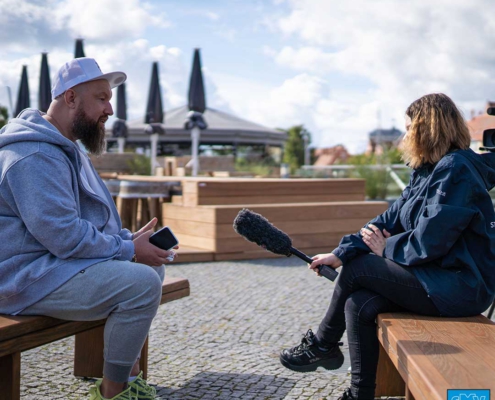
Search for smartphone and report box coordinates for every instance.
[149,226,179,250]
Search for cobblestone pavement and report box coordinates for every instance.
[22,257,361,399]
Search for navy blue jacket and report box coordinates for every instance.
[333,149,495,317]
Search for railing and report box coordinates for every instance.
[300,164,409,193]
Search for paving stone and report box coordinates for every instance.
[20,257,351,399]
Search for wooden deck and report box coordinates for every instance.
[115,176,389,262]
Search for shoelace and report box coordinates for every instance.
[292,329,316,355]
[292,330,344,356]
[129,374,156,398]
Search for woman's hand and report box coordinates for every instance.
[309,253,342,276]
[361,224,391,257]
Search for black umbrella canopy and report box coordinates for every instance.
[188,48,206,113]
[144,62,164,124]
[112,83,128,138]
[38,53,51,112]
[14,65,30,117]
[116,83,127,120]
[74,39,86,58]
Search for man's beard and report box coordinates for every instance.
[72,106,107,156]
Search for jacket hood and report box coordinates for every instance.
[0,108,78,154]
[457,148,495,191]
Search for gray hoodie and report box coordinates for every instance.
[0,109,134,314]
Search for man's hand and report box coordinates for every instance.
[133,218,158,240]
[361,224,391,257]
[309,253,342,276]
[133,229,177,266]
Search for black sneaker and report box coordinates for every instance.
[338,388,355,400]
[279,329,344,372]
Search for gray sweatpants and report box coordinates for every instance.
[20,260,165,382]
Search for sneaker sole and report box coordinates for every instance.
[279,351,344,373]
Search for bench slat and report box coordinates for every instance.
[377,313,495,400]
[0,277,190,357]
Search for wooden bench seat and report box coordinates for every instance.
[375,312,495,400]
[0,276,190,400]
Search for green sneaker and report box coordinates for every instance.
[128,372,157,400]
[88,380,136,400]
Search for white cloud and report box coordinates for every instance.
[250,0,495,151]
[214,27,237,42]
[0,0,170,55]
[274,0,495,102]
[53,0,169,41]
[206,11,220,21]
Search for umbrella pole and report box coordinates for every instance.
[150,133,159,175]
[117,137,125,154]
[191,127,200,177]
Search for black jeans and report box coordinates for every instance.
[315,254,441,400]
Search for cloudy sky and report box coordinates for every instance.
[1,0,494,153]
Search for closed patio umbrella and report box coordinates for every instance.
[144,62,164,174]
[14,65,30,117]
[184,49,207,176]
[145,62,164,125]
[75,39,86,58]
[38,53,51,112]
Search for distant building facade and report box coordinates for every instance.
[366,127,403,155]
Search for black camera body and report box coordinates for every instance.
[480,107,495,152]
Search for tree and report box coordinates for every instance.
[283,125,311,173]
[0,106,8,129]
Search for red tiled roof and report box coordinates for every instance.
[467,102,495,142]
[313,145,349,166]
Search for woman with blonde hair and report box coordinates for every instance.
[279,93,495,400]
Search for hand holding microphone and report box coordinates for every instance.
[233,208,339,281]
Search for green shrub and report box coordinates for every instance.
[127,154,151,175]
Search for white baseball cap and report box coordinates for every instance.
[51,57,127,99]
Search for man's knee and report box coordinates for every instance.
[119,264,163,310]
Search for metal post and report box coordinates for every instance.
[191,126,200,177]
[5,86,13,118]
[117,137,125,154]
[303,134,310,165]
[150,133,159,175]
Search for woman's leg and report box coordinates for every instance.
[315,254,439,346]
[344,289,401,399]
[315,254,440,399]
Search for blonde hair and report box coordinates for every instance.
[401,93,471,169]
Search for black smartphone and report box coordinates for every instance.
[149,226,179,250]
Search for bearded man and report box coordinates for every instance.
[0,58,174,400]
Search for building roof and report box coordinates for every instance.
[313,145,349,166]
[368,127,403,144]
[106,105,287,147]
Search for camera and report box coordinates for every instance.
[480,107,495,152]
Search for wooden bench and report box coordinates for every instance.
[375,312,495,399]
[0,276,190,400]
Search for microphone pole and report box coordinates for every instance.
[289,247,339,281]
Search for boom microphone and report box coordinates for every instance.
[233,208,339,281]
